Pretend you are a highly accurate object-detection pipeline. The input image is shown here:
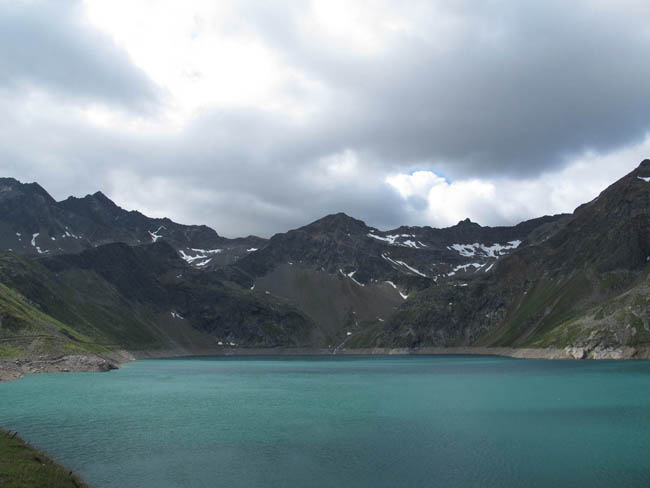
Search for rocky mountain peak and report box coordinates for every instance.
[0,176,21,189]
[0,178,22,200]
[57,191,127,226]
[631,159,650,179]
[0,177,259,260]
[90,190,117,205]
[61,190,119,210]
[455,217,480,228]
[301,212,369,235]
[0,177,56,205]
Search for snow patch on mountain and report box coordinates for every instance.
[179,250,205,264]
[179,248,223,265]
[148,225,165,242]
[340,269,364,286]
[452,262,485,273]
[368,233,399,244]
[395,260,427,277]
[448,240,521,258]
[381,253,400,266]
[191,248,222,254]
[384,280,408,299]
[30,233,48,254]
[402,240,421,248]
[368,233,424,248]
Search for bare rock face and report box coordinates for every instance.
[55,355,119,372]
[587,347,636,360]
[565,347,586,359]
[0,354,123,382]
[21,354,119,374]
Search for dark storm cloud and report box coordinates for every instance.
[2,0,650,236]
[0,95,410,236]
[0,0,160,112]
[232,0,650,178]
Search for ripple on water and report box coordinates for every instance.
[1,356,650,488]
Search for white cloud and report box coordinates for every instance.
[386,171,497,226]
[81,0,326,126]
[386,136,650,227]
[386,171,447,200]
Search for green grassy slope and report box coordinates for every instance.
[0,281,109,359]
[0,242,321,357]
[0,429,89,488]
[529,269,650,349]
[0,250,166,354]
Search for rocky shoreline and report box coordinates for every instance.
[2,345,648,382]
[132,344,650,361]
[0,351,135,382]
[340,346,650,360]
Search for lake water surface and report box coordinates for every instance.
[1,355,650,487]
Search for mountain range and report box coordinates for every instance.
[1,161,649,362]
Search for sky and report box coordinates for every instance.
[1,0,649,237]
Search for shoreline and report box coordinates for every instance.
[0,428,90,487]
[132,344,650,360]
[0,350,134,382]
[2,345,649,382]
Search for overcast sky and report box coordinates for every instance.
[2,0,649,237]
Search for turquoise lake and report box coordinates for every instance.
[1,355,650,487]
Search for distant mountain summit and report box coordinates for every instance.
[0,177,264,266]
[221,209,564,340]
[1,161,649,360]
